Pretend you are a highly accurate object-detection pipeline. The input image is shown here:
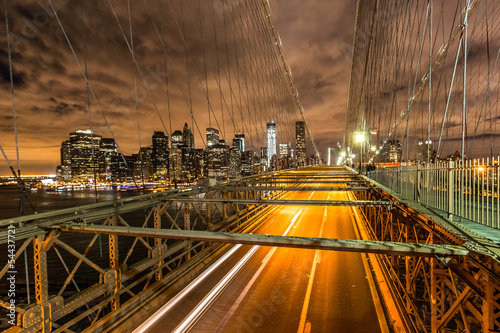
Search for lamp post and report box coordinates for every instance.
[354,131,366,174]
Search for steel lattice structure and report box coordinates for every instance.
[353,179,500,332]
[1,168,500,332]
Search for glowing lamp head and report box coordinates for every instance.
[355,132,365,143]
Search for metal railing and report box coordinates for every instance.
[367,159,500,229]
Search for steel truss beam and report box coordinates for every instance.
[216,186,373,192]
[247,180,369,185]
[254,176,357,180]
[172,198,398,207]
[47,224,468,257]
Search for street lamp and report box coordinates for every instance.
[354,131,366,174]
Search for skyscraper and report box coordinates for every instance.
[206,128,219,147]
[229,147,242,178]
[296,121,306,167]
[267,121,276,168]
[279,142,291,170]
[233,133,245,152]
[134,146,153,180]
[101,138,118,181]
[69,130,103,182]
[182,122,195,149]
[171,130,183,149]
[279,143,290,157]
[260,147,268,167]
[59,140,71,181]
[152,131,169,178]
[206,143,229,179]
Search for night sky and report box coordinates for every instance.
[0,0,356,175]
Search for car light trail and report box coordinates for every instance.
[173,208,304,332]
[133,244,244,333]
[173,245,260,332]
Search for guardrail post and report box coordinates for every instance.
[448,161,455,221]
[416,164,421,203]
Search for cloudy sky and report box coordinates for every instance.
[0,0,356,175]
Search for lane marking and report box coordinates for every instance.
[297,206,327,333]
[173,208,304,333]
[347,191,390,333]
[307,191,316,200]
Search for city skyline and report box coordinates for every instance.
[0,0,356,176]
[54,119,310,182]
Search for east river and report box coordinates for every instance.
[0,187,140,220]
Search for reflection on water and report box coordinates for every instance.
[0,187,140,220]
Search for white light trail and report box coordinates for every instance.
[173,208,303,332]
[133,244,244,333]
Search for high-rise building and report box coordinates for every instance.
[101,138,118,181]
[242,150,255,176]
[416,140,435,163]
[229,147,242,178]
[134,146,153,180]
[233,133,245,152]
[279,143,290,157]
[182,122,195,149]
[296,121,306,167]
[117,155,136,182]
[169,149,182,184]
[69,130,103,182]
[380,139,402,163]
[206,142,229,179]
[206,128,219,147]
[171,130,183,149]
[181,146,195,181]
[260,147,268,168]
[152,131,169,178]
[267,121,276,168]
[279,142,291,170]
[59,140,72,181]
[194,149,206,179]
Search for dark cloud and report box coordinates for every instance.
[0,51,25,86]
[0,0,359,174]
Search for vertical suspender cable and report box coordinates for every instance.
[79,0,99,202]
[198,0,210,129]
[128,0,145,193]
[462,0,470,162]
[427,0,433,164]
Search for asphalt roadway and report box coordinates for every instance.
[136,174,383,333]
